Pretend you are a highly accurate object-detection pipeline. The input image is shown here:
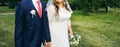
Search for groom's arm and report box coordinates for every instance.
[15,3,24,47]
[43,7,51,42]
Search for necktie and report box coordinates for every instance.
[37,0,42,18]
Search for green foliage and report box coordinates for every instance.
[1,0,120,12]
[69,0,120,12]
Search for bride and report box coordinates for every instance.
[43,0,74,47]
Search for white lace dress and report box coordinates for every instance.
[46,5,72,47]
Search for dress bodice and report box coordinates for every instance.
[47,5,71,24]
[58,7,71,21]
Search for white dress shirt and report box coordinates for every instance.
[32,0,42,11]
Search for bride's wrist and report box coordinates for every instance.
[69,32,74,38]
[69,32,73,35]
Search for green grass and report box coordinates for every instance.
[0,14,15,47]
[0,6,15,13]
[71,10,120,47]
[0,8,120,47]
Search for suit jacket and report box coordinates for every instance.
[15,0,51,47]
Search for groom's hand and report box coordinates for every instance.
[45,42,51,47]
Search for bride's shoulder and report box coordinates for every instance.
[49,4,55,8]
[47,4,55,10]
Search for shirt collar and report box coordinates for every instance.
[32,0,38,3]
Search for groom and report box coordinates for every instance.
[15,0,51,47]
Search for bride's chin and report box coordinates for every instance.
[56,0,63,3]
[56,1,62,3]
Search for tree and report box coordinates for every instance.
[8,0,21,8]
[0,0,9,6]
[69,0,120,13]
[1,0,5,6]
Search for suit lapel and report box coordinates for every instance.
[28,0,37,13]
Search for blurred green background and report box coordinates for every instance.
[0,0,120,47]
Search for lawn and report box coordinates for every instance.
[71,10,120,47]
[0,8,120,47]
[0,14,15,47]
[0,6,15,13]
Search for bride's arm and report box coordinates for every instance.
[46,5,55,23]
[68,19,74,38]
[68,26,73,37]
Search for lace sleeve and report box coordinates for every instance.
[46,5,55,23]
[67,19,71,26]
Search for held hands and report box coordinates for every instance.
[45,41,51,47]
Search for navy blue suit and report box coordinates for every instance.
[15,0,51,47]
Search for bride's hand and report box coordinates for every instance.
[69,33,74,38]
